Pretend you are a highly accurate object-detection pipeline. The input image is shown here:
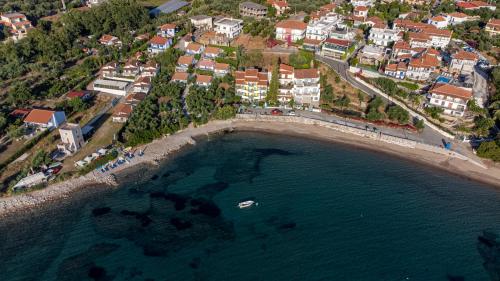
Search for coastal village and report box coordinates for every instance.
[0,0,500,194]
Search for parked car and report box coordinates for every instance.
[288,110,296,116]
[271,109,283,116]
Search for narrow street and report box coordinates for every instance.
[314,54,475,152]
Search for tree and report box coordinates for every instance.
[414,119,425,131]
[473,116,494,137]
[31,150,51,169]
[387,105,409,124]
[267,63,279,106]
[335,94,350,111]
[366,96,385,121]
[8,82,33,106]
[476,140,500,162]
[288,98,296,109]
[357,91,365,107]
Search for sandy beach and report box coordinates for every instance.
[1,115,499,217]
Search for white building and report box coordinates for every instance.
[427,15,448,29]
[275,20,308,42]
[368,27,401,47]
[276,64,320,108]
[93,79,130,96]
[406,53,440,81]
[23,109,67,129]
[446,12,475,26]
[351,0,373,7]
[292,68,321,108]
[428,83,472,117]
[235,69,269,101]
[190,15,213,30]
[449,51,478,75]
[58,123,85,154]
[214,18,243,39]
[305,14,341,41]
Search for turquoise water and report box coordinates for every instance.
[1,131,500,281]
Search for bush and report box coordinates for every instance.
[387,105,409,124]
[289,50,314,69]
[476,140,500,162]
[397,82,419,91]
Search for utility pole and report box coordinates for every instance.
[61,0,66,11]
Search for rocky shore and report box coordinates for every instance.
[1,116,499,217]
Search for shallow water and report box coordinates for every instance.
[1,131,499,281]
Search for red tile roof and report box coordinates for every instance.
[113,104,133,117]
[453,50,478,61]
[430,15,446,22]
[24,109,55,124]
[280,64,294,74]
[324,38,351,47]
[160,23,176,30]
[177,55,195,65]
[409,53,440,68]
[294,68,319,79]
[172,72,189,81]
[196,74,213,84]
[355,6,368,11]
[10,108,31,118]
[430,83,472,100]
[66,90,87,99]
[448,12,468,18]
[214,62,230,71]
[276,20,307,30]
[204,46,221,55]
[186,42,203,52]
[150,35,169,45]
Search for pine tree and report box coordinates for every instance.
[267,63,279,106]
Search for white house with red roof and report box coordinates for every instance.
[486,19,500,36]
[354,6,368,19]
[133,76,152,94]
[427,15,448,29]
[214,63,230,77]
[158,23,177,37]
[457,1,496,11]
[275,20,308,42]
[445,12,476,26]
[384,62,408,80]
[428,83,473,117]
[148,36,172,54]
[196,59,216,71]
[0,13,33,40]
[171,72,189,83]
[449,51,478,75]
[99,34,121,47]
[23,109,66,129]
[185,42,205,55]
[196,74,213,87]
[406,52,441,81]
[267,0,289,16]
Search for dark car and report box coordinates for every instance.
[271,109,283,116]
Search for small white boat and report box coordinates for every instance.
[238,200,256,209]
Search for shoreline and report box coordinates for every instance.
[1,116,499,217]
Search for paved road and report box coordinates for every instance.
[473,66,489,107]
[315,55,451,147]
[248,108,437,144]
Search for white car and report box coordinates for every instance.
[288,110,296,116]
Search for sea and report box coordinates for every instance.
[1,131,499,281]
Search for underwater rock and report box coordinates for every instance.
[92,207,111,217]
